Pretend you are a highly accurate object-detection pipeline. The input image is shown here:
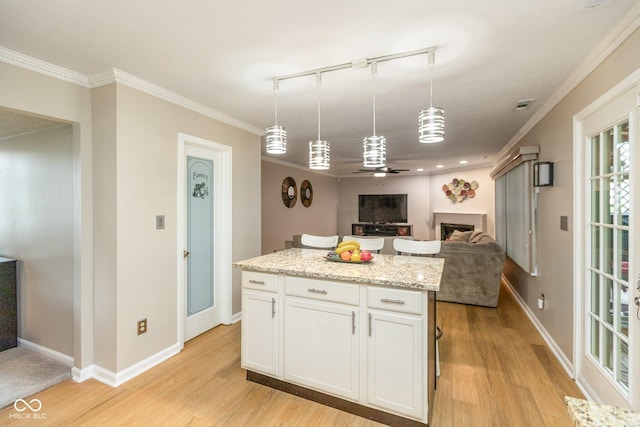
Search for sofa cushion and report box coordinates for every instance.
[449,230,473,241]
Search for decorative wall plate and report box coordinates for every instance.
[281,177,297,208]
[301,180,313,207]
[442,177,479,203]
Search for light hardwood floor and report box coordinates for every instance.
[1,281,583,426]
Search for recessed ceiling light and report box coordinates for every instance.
[459,160,468,165]
[416,168,424,172]
[436,164,444,169]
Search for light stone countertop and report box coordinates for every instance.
[565,396,640,426]
[233,248,443,291]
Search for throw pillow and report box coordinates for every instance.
[449,230,472,241]
[469,231,486,243]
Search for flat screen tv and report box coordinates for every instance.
[358,194,408,223]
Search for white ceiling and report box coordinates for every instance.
[0,0,636,176]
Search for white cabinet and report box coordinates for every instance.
[284,276,359,401]
[241,273,279,376]
[368,310,423,418]
[240,271,432,424]
[284,298,359,400]
[367,285,425,419]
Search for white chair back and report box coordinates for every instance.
[301,233,339,249]
[393,238,441,256]
[342,235,385,253]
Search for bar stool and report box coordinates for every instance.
[342,235,385,253]
[300,233,339,250]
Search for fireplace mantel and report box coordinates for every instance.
[432,212,487,240]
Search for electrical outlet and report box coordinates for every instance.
[560,216,568,231]
[137,318,147,335]
[156,215,165,230]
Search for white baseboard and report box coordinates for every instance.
[72,343,181,387]
[18,338,74,367]
[231,311,242,324]
[501,277,576,380]
[71,366,94,383]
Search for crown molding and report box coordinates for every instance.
[88,68,263,135]
[496,2,640,161]
[0,46,263,136]
[0,46,91,87]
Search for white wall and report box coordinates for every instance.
[0,126,74,356]
[428,166,496,238]
[337,175,432,239]
[261,160,339,254]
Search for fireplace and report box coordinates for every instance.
[441,223,474,240]
[432,212,487,240]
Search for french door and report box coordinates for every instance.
[576,81,639,409]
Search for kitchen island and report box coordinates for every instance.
[234,248,444,426]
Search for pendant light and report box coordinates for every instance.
[363,61,386,168]
[309,72,330,170]
[265,79,287,154]
[418,50,445,144]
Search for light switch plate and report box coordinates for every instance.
[156,215,165,230]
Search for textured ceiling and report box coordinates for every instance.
[0,0,636,175]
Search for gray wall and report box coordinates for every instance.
[504,27,640,360]
[261,160,339,254]
[0,126,74,356]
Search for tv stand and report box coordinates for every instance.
[351,223,413,237]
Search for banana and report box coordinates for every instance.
[338,240,360,250]
[335,244,358,254]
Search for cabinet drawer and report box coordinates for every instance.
[285,276,359,306]
[367,286,423,315]
[243,271,278,292]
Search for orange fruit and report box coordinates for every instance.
[340,251,352,261]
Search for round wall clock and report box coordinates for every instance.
[301,180,313,207]
[281,177,297,208]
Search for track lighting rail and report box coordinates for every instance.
[272,46,436,83]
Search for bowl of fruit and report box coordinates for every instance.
[325,240,373,263]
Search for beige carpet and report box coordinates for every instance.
[0,347,71,409]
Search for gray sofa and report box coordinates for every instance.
[435,230,505,308]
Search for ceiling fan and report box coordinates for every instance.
[353,166,410,175]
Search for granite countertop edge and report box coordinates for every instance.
[233,249,442,292]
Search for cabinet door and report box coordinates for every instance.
[368,310,423,419]
[241,290,278,376]
[284,297,359,401]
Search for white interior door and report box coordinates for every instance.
[179,134,232,343]
[576,82,639,409]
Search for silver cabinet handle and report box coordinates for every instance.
[308,288,328,294]
[248,279,265,285]
[271,297,276,318]
[368,313,372,337]
[352,311,356,334]
[381,298,405,305]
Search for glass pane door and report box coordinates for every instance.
[587,120,630,392]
